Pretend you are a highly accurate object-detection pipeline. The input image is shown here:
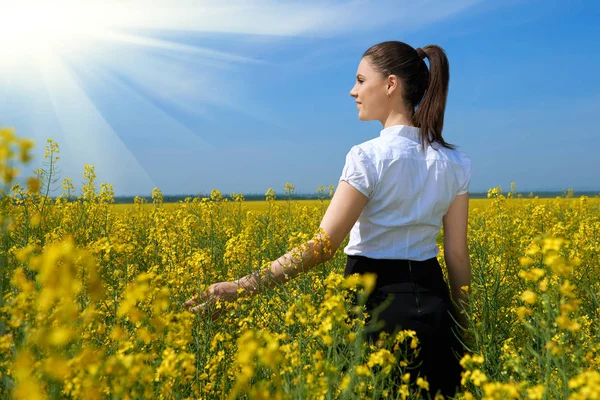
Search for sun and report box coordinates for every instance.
[0,0,112,65]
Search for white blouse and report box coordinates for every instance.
[339,124,471,261]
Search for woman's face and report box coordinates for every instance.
[349,57,388,122]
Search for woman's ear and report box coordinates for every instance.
[387,75,399,96]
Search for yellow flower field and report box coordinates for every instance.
[111,197,584,215]
[1,129,599,399]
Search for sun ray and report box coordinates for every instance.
[62,53,216,154]
[91,31,264,65]
[41,53,157,195]
[68,34,276,127]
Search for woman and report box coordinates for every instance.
[185,41,471,398]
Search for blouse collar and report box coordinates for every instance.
[380,124,421,141]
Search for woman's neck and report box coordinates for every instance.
[381,110,414,129]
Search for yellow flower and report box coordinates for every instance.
[545,340,562,355]
[520,290,537,304]
[518,267,545,282]
[560,300,579,313]
[49,326,74,346]
[42,356,70,380]
[137,327,153,344]
[0,127,15,141]
[519,257,534,266]
[416,376,430,391]
[459,353,485,369]
[30,213,41,226]
[367,349,395,374]
[516,306,532,319]
[347,332,356,343]
[466,369,488,386]
[525,243,541,255]
[361,273,377,296]
[482,381,520,398]
[19,138,35,163]
[526,384,545,399]
[559,280,576,297]
[265,187,276,201]
[542,237,564,253]
[356,365,371,377]
[3,167,18,184]
[12,351,44,400]
[284,182,295,195]
[556,314,581,332]
[26,176,40,193]
[339,375,351,391]
[568,370,600,399]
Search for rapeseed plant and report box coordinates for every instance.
[0,129,599,399]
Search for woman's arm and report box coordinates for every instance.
[236,180,369,294]
[185,181,368,314]
[442,192,471,325]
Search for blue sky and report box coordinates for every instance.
[1,0,599,196]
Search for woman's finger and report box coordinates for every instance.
[184,285,216,309]
[184,293,209,308]
[190,302,206,313]
[190,298,216,314]
[184,296,199,307]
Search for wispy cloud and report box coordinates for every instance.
[96,0,486,37]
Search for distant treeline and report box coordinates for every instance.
[105,190,600,204]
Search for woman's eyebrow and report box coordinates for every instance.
[356,74,365,79]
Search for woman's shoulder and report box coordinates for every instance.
[430,143,471,169]
[345,138,380,162]
[454,149,471,170]
[449,147,471,166]
[350,138,471,172]
[349,136,392,161]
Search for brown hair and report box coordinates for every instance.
[363,41,455,150]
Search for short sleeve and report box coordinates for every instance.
[339,145,377,198]
[457,153,471,195]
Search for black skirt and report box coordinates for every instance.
[345,254,465,398]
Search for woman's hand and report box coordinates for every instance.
[184,281,240,320]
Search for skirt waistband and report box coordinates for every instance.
[345,255,447,292]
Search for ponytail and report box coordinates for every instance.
[363,41,455,150]
[411,45,455,150]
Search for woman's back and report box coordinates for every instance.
[340,124,471,260]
